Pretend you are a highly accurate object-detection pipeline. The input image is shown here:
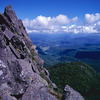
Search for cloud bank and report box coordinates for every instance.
[23,13,100,34]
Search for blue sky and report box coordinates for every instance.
[0,0,100,34]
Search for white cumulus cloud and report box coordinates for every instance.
[23,13,100,34]
[84,13,100,25]
[23,14,78,33]
[52,14,70,25]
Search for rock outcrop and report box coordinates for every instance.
[0,5,57,100]
[62,85,84,100]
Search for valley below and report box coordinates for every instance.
[29,33,100,73]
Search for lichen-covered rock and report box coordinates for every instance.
[0,83,17,100]
[22,86,57,100]
[62,85,84,100]
[0,5,57,100]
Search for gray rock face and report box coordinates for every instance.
[62,85,84,100]
[4,28,14,41]
[0,5,57,100]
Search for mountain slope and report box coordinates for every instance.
[48,62,100,100]
[0,5,57,100]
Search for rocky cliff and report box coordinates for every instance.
[0,5,57,100]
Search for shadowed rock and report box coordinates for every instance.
[9,43,20,59]
[0,13,10,27]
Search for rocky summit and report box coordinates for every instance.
[0,5,84,100]
[0,5,57,100]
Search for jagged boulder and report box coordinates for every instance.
[0,5,57,100]
[62,85,84,100]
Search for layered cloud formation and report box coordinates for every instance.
[23,13,100,34]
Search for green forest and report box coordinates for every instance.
[48,62,100,100]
